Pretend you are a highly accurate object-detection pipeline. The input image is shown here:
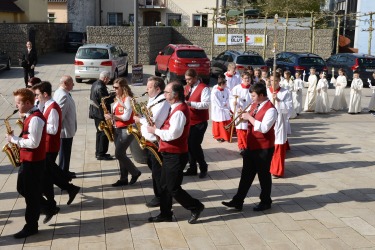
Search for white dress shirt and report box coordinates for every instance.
[253,100,277,134]
[189,81,210,110]
[11,107,45,149]
[155,102,186,142]
[43,99,60,135]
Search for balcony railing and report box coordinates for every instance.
[138,0,166,8]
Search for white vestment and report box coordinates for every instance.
[303,74,318,111]
[315,79,330,113]
[292,78,303,114]
[331,75,347,110]
[230,84,252,130]
[211,85,231,122]
[348,78,363,113]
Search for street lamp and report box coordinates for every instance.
[272,13,279,103]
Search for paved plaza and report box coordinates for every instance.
[0,52,375,249]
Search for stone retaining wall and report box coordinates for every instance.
[87,26,334,65]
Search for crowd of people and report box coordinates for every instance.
[5,45,375,239]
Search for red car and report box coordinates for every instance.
[155,44,211,84]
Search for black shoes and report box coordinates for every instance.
[199,171,207,179]
[146,197,161,208]
[43,207,60,224]
[97,154,114,161]
[188,205,205,224]
[148,214,173,223]
[13,227,38,239]
[129,172,142,185]
[216,138,225,142]
[67,185,80,205]
[253,203,271,211]
[222,200,243,211]
[183,168,197,176]
[112,179,129,187]
[239,149,246,156]
[69,171,76,178]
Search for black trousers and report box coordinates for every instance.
[160,152,203,217]
[59,137,73,173]
[94,118,109,157]
[146,149,162,198]
[41,152,58,212]
[187,121,208,172]
[233,148,274,205]
[17,159,45,231]
[23,67,34,86]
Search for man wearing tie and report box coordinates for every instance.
[22,41,37,87]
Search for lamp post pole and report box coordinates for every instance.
[134,0,139,64]
[272,14,279,104]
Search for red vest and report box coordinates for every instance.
[44,102,62,153]
[114,98,134,128]
[159,103,190,153]
[247,100,275,150]
[20,110,47,162]
[184,82,209,125]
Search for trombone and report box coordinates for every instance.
[224,101,253,131]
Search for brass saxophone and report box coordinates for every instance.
[127,92,147,146]
[98,95,114,142]
[2,109,21,167]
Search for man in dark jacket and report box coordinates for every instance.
[89,71,114,160]
[22,41,38,87]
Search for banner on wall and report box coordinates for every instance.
[214,34,266,46]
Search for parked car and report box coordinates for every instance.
[265,52,327,80]
[74,44,128,83]
[64,31,87,52]
[154,44,211,83]
[0,50,11,71]
[211,50,267,76]
[326,53,375,87]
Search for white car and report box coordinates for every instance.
[74,44,128,83]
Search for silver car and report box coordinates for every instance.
[74,44,128,83]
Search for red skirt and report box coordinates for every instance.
[212,121,230,141]
[236,129,247,149]
[270,143,287,177]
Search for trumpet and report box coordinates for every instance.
[224,102,253,131]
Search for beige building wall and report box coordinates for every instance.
[48,3,68,23]
[100,0,133,25]
[16,0,48,22]
[0,13,22,23]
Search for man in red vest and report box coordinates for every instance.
[183,69,210,178]
[6,88,46,238]
[222,83,277,212]
[147,81,204,224]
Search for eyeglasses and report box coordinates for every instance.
[113,86,119,89]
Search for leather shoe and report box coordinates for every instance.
[199,171,207,179]
[14,227,38,238]
[96,153,111,159]
[112,180,128,187]
[253,203,271,211]
[222,200,243,211]
[43,207,60,224]
[129,172,141,185]
[146,197,160,207]
[188,205,204,224]
[97,155,114,161]
[183,168,197,176]
[148,214,172,223]
[69,171,76,178]
[67,185,80,205]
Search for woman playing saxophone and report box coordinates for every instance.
[105,78,141,187]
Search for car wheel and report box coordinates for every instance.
[75,78,82,83]
[6,58,11,70]
[124,63,128,76]
[155,64,161,76]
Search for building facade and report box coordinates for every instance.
[0,0,48,23]
[48,0,67,23]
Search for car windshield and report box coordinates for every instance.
[236,56,265,65]
[76,48,109,59]
[358,58,375,67]
[299,57,325,66]
[176,50,207,58]
[68,33,84,42]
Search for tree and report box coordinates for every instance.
[254,0,325,16]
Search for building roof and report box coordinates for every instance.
[48,0,67,2]
[0,0,23,13]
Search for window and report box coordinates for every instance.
[193,14,208,27]
[108,13,123,26]
[48,13,55,23]
[167,13,181,26]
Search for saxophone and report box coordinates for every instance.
[2,109,21,167]
[127,93,147,146]
[98,95,114,142]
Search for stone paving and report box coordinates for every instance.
[0,52,375,249]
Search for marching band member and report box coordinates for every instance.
[268,74,293,178]
[134,76,170,207]
[147,81,205,224]
[222,83,277,212]
[211,74,231,142]
[183,69,210,179]
[6,88,46,238]
[225,62,241,91]
[106,78,141,187]
[230,71,253,155]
